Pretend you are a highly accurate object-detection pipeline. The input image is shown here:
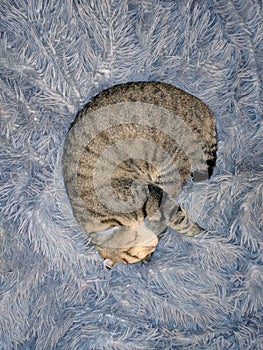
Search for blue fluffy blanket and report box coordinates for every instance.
[0,1,262,349]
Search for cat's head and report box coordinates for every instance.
[90,223,159,268]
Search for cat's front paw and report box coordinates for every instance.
[104,258,115,269]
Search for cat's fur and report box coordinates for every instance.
[63,82,217,267]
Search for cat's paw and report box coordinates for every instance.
[104,258,115,269]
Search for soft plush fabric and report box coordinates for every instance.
[0,1,262,349]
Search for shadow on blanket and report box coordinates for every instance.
[0,1,262,349]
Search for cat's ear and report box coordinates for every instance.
[104,258,115,269]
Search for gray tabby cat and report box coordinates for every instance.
[63,82,216,268]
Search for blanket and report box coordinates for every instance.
[0,1,262,349]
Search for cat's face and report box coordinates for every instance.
[90,223,159,268]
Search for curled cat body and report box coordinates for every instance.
[63,82,217,267]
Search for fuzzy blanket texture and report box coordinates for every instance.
[0,1,263,349]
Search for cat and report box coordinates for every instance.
[63,82,217,267]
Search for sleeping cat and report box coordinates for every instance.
[63,82,216,267]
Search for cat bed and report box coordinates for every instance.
[0,1,262,349]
